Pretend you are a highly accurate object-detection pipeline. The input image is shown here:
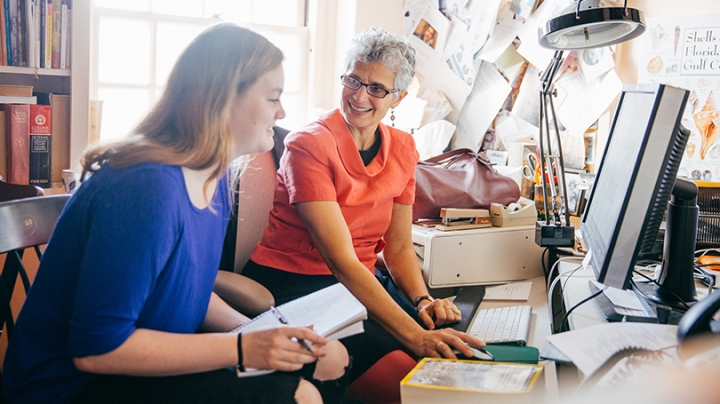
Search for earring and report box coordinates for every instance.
[390,109,396,127]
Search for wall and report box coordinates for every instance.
[322,0,405,112]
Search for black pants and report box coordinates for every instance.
[73,361,350,404]
[242,260,421,382]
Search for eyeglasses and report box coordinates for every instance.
[340,75,399,99]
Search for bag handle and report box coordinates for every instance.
[418,148,492,168]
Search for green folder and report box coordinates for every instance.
[484,345,540,364]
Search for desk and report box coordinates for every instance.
[557,261,712,330]
[553,261,719,398]
[466,275,560,402]
[412,275,559,403]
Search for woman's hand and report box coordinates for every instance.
[241,326,328,372]
[416,297,463,330]
[408,328,486,359]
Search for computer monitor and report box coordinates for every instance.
[581,83,695,310]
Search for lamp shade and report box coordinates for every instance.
[539,2,645,50]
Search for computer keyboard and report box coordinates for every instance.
[466,305,532,346]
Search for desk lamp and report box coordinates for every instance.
[534,0,645,248]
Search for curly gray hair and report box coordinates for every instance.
[342,27,417,98]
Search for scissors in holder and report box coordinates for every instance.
[521,152,541,184]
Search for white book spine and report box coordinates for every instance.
[59,3,67,69]
[26,0,37,67]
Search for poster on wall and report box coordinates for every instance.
[638,14,720,181]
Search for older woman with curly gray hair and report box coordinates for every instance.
[243,27,484,396]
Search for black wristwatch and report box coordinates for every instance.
[414,295,434,310]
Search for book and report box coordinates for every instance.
[0,84,33,96]
[35,92,68,183]
[0,110,6,180]
[16,0,25,66]
[2,103,30,184]
[50,0,60,68]
[3,0,11,66]
[44,0,51,67]
[400,358,543,404]
[25,0,38,68]
[0,2,6,65]
[232,283,367,342]
[8,0,19,66]
[59,0,66,69]
[62,0,69,69]
[0,95,37,104]
[29,104,51,187]
[39,0,45,67]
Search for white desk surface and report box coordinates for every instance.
[472,275,553,351]
[557,260,712,330]
[469,275,559,402]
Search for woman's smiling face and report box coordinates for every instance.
[340,61,406,137]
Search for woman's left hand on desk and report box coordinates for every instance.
[417,298,462,330]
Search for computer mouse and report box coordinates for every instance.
[453,344,494,361]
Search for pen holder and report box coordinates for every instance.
[534,184,562,220]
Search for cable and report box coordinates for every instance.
[560,288,603,332]
[694,247,720,259]
[562,264,584,293]
[542,247,548,278]
[693,266,715,293]
[546,256,584,292]
[632,269,691,310]
[546,262,583,332]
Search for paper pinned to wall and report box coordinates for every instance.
[555,67,623,136]
[637,14,720,181]
[411,7,451,80]
[414,119,456,159]
[578,47,616,83]
[402,0,436,37]
[453,61,512,150]
[432,64,473,124]
[478,18,524,63]
[516,0,573,69]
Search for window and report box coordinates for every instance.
[91,0,309,140]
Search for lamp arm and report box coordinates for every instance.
[548,94,573,227]
[538,51,566,225]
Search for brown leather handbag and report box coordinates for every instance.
[413,148,520,221]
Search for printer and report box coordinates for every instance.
[412,224,544,288]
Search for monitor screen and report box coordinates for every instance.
[581,83,689,290]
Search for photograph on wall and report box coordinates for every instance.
[413,18,439,49]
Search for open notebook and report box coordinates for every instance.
[232,283,367,341]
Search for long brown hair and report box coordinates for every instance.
[81,23,283,193]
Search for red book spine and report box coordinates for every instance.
[29,104,51,187]
[3,103,30,185]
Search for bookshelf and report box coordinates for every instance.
[1,1,89,188]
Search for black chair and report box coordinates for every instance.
[0,180,44,203]
[0,195,69,338]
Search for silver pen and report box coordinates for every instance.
[270,306,315,354]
